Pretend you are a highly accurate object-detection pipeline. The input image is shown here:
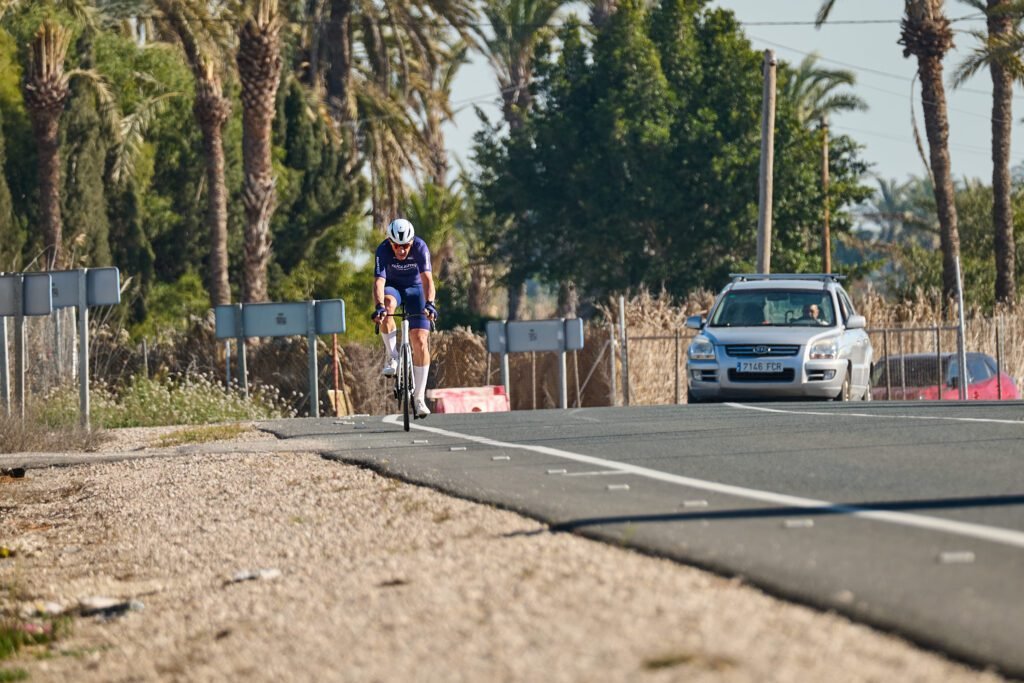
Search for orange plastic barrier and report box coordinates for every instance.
[426,386,510,414]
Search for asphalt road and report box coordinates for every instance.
[264,401,1024,678]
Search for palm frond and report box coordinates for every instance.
[65,67,118,131]
[110,92,180,184]
[814,0,837,27]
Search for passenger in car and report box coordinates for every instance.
[736,302,767,326]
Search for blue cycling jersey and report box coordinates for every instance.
[374,237,431,289]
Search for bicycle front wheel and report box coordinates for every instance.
[401,344,413,431]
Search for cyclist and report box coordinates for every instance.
[371,218,438,418]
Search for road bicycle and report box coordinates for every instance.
[375,308,432,431]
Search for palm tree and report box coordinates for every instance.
[236,0,283,303]
[782,52,867,126]
[318,0,475,175]
[153,0,235,306]
[952,0,1023,306]
[417,41,469,187]
[818,0,962,305]
[477,0,564,133]
[477,0,566,318]
[23,20,73,268]
[863,176,938,246]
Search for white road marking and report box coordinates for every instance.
[562,470,632,477]
[726,402,1024,425]
[383,415,1024,550]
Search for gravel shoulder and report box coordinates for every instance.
[0,423,1009,682]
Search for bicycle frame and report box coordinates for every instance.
[376,308,431,431]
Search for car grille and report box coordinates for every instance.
[725,344,800,358]
[727,369,796,383]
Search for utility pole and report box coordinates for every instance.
[821,116,831,274]
[756,49,777,274]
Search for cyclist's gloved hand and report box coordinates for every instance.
[424,301,438,321]
[372,304,387,323]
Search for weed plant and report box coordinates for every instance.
[0,414,105,454]
[35,374,290,430]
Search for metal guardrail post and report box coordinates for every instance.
[608,324,617,407]
[14,276,25,419]
[558,348,568,410]
[935,327,943,401]
[996,316,1004,400]
[619,297,630,406]
[0,316,8,417]
[674,329,681,404]
[955,257,968,401]
[77,270,90,430]
[306,301,319,418]
[883,328,891,400]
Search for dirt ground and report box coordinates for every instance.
[0,424,1009,682]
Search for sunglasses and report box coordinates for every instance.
[390,241,411,251]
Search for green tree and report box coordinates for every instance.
[60,77,112,266]
[476,0,871,304]
[271,77,367,283]
[476,0,567,318]
[0,101,17,269]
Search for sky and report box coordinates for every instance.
[443,0,1021,186]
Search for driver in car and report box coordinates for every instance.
[797,303,828,325]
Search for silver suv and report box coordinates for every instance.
[685,274,873,402]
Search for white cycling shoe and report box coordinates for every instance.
[413,397,431,418]
[382,357,398,377]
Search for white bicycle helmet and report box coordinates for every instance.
[386,218,415,245]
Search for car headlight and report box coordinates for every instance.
[809,338,839,360]
[688,336,715,360]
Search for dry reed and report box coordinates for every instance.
[5,286,1021,417]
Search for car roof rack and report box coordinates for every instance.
[728,273,846,283]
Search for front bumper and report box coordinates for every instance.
[687,357,847,401]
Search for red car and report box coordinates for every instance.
[870,352,1020,401]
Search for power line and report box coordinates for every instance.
[747,33,1024,100]
[832,123,1002,158]
[740,13,984,27]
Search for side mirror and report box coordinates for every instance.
[845,314,866,330]
[947,375,960,389]
[685,315,704,330]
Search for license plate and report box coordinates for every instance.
[736,361,783,374]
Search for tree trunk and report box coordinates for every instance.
[901,4,960,304]
[23,22,72,269]
[556,280,578,318]
[988,0,1016,305]
[195,80,232,306]
[589,0,618,29]
[468,263,492,317]
[507,279,526,320]
[326,0,355,125]
[33,112,64,268]
[237,2,283,303]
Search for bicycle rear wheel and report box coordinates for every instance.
[401,344,413,431]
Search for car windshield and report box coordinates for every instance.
[709,290,836,327]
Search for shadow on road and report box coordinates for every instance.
[548,493,1024,532]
